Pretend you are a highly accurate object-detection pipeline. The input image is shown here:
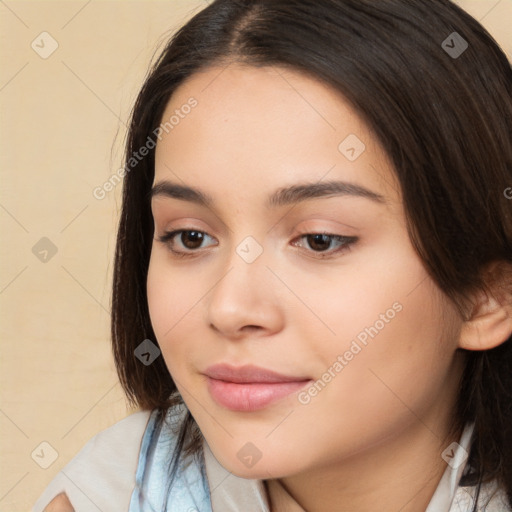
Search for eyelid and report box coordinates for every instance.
[291,219,358,236]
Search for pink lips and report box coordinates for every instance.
[204,364,312,412]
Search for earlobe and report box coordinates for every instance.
[459,279,512,351]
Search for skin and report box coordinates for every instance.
[43,493,74,512]
[147,62,471,512]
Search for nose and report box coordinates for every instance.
[205,243,285,340]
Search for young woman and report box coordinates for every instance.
[34,0,512,511]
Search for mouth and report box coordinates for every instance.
[203,364,313,411]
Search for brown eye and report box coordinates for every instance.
[305,234,333,252]
[177,231,205,249]
[292,233,358,259]
[157,229,216,257]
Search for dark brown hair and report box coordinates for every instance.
[111,0,512,508]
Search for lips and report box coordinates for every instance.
[203,364,313,411]
[204,363,311,383]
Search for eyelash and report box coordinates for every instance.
[156,229,358,260]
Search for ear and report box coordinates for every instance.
[458,261,512,351]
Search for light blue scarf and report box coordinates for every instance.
[129,405,212,512]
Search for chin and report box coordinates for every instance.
[214,449,298,480]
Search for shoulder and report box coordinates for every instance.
[69,408,153,460]
[41,493,74,512]
[33,409,154,512]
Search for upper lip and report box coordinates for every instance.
[204,364,311,384]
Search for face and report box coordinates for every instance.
[147,63,465,479]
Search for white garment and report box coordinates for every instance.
[33,410,151,512]
[33,409,510,512]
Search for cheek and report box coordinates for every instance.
[304,237,458,399]
[270,275,460,473]
[309,247,460,432]
[146,252,203,373]
[307,237,435,360]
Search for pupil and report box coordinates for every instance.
[183,231,203,249]
[309,234,330,251]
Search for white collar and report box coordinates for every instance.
[426,422,474,512]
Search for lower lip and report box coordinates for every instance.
[206,377,312,412]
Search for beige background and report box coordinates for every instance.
[0,1,510,510]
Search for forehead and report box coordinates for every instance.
[153,63,399,204]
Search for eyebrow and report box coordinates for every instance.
[150,179,386,208]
